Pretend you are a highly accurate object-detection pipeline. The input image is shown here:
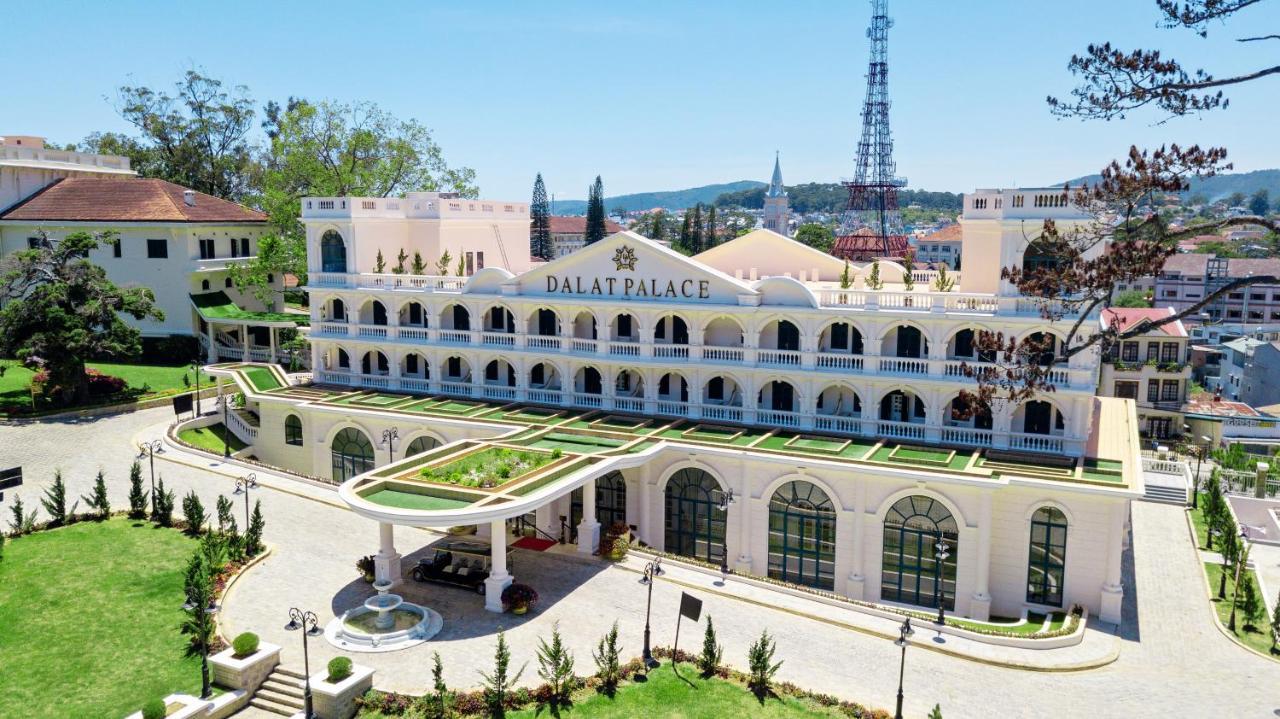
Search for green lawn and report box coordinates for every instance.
[0,518,203,718]
[178,424,249,454]
[0,359,212,411]
[1190,492,1212,550]
[1203,562,1277,657]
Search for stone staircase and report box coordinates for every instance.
[248,666,307,716]
[1143,483,1189,505]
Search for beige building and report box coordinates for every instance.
[1097,307,1191,440]
[546,215,624,258]
[0,134,134,212]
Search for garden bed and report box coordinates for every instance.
[417,446,560,488]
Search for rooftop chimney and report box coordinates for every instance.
[183,189,196,207]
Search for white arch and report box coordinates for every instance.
[1022,499,1076,525]
[871,486,969,529]
[656,460,728,495]
[759,473,846,511]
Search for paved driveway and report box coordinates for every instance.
[4,409,1280,718]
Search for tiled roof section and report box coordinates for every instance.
[1161,253,1280,279]
[1161,253,1210,275]
[1101,307,1187,337]
[832,230,910,259]
[546,216,623,235]
[0,178,267,223]
[919,224,961,243]
[1183,393,1263,418]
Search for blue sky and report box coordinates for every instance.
[3,0,1278,200]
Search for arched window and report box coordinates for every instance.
[225,277,233,289]
[1023,239,1064,274]
[321,230,347,273]
[337,348,350,369]
[572,471,628,535]
[882,495,959,610]
[201,279,210,291]
[768,481,836,589]
[664,468,727,564]
[1027,507,1068,606]
[330,427,374,482]
[284,414,303,446]
[405,435,440,457]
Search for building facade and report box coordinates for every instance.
[1097,308,1191,440]
[546,216,624,258]
[914,223,961,269]
[208,190,1144,626]
[0,134,134,212]
[762,153,790,237]
[1155,254,1280,329]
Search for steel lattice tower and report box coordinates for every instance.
[841,0,907,256]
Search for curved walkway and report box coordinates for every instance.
[3,409,1280,718]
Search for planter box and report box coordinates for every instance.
[123,693,210,719]
[209,642,281,691]
[309,665,375,719]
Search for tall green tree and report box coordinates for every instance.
[530,173,553,261]
[689,204,704,254]
[479,631,524,718]
[109,69,258,201]
[645,209,670,243]
[794,223,835,253]
[41,470,69,527]
[128,461,148,520]
[584,176,607,245]
[82,470,110,520]
[678,211,692,251]
[535,623,575,707]
[705,205,718,250]
[244,499,265,556]
[1249,189,1271,217]
[0,231,162,405]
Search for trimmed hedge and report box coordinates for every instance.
[327,656,353,683]
[232,631,259,658]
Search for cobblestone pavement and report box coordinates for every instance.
[4,409,1280,718]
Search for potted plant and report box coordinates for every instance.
[501,582,538,615]
[356,555,375,583]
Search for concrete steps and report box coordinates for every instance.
[248,668,306,716]
[1143,484,1188,504]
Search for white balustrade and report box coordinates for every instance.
[815,414,862,435]
[571,338,598,354]
[656,401,689,417]
[941,426,993,447]
[528,389,562,405]
[701,404,743,423]
[608,341,640,357]
[1008,432,1065,453]
[816,352,863,371]
[483,385,517,401]
[758,349,801,366]
[527,336,562,351]
[703,346,745,363]
[758,409,801,428]
[439,330,471,344]
[439,381,471,396]
[613,397,645,413]
[358,325,389,339]
[399,327,431,343]
[482,332,516,347]
[569,393,603,408]
[653,344,689,359]
[359,373,391,389]
[878,420,925,440]
[316,322,349,336]
[878,357,928,375]
[399,377,431,393]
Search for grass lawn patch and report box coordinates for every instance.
[0,518,202,719]
[1203,562,1277,657]
[1,359,213,412]
[362,487,476,511]
[418,447,558,488]
[1190,492,1213,550]
[178,424,248,454]
[241,367,283,392]
[784,434,851,454]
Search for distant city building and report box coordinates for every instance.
[1097,307,1190,440]
[1154,254,1280,331]
[915,223,961,269]
[547,215,624,258]
[1212,336,1280,409]
[0,134,134,212]
[762,153,790,237]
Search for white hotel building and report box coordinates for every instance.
[210,187,1157,625]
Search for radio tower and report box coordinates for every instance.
[838,0,907,260]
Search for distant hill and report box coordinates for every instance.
[1056,169,1280,203]
[715,183,963,213]
[552,180,766,214]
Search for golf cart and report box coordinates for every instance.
[410,541,500,594]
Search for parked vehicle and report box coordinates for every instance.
[410,541,500,593]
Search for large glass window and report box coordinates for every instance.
[571,471,628,535]
[284,414,303,446]
[881,496,958,610]
[767,481,836,590]
[664,468,726,564]
[330,427,374,482]
[405,435,440,457]
[320,230,347,273]
[1026,507,1068,606]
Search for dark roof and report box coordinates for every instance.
[545,216,623,235]
[1162,253,1280,278]
[0,178,267,224]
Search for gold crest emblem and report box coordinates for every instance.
[613,245,637,271]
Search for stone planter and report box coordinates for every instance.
[209,641,280,691]
[123,694,210,719]
[309,664,375,719]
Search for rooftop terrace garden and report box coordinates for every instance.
[418,447,561,488]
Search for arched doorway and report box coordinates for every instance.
[767,481,836,589]
[405,435,440,457]
[881,495,959,610]
[571,471,628,534]
[330,427,374,482]
[321,230,346,273]
[664,468,727,564]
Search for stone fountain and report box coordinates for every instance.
[324,580,443,653]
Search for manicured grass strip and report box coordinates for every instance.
[0,519,202,719]
[945,612,1066,636]
[1,359,213,410]
[178,424,248,454]
[242,367,283,392]
[1190,492,1213,550]
[1203,562,1276,657]
[362,488,474,511]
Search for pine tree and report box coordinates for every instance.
[592,621,622,695]
[1241,569,1263,629]
[374,248,386,273]
[244,499,265,557]
[180,550,216,663]
[584,176,607,245]
[705,205,718,250]
[82,470,110,520]
[8,496,37,535]
[928,704,944,719]
[535,623,575,706]
[41,470,68,527]
[479,631,524,718]
[840,260,852,289]
[1270,592,1280,651]
[393,248,408,274]
[183,490,207,535]
[698,615,723,676]
[867,261,884,290]
[426,652,452,719]
[902,249,916,291]
[154,477,176,527]
[746,630,782,698]
[455,255,465,277]
[436,250,452,276]
[128,461,148,519]
[412,251,426,275]
[932,264,956,292]
[1218,523,1240,599]
[216,495,235,534]
[678,211,692,251]
[648,210,668,242]
[530,173,553,261]
[689,204,704,254]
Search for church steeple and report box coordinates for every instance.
[767,151,786,198]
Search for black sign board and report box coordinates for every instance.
[172,393,194,416]
[0,466,22,491]
[679,592,702,622]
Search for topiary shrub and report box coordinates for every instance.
[232,631,260,658]
[328,656,353,683]
[141,698,166,719]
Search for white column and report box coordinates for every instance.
[268,328,278,364]
[1099,500,1127,625]
[241,323,249,361]
[970,492,993,621]
[373,522,402,588]
[206,324,218,363]
[485,518,513,611]
[535,503,555,540]
[735,461,752,571]
[847,482,867,600]
[639,465,654,547]
[577,479,601,554]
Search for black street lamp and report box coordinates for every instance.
[381,427,400,464]
[138,439,164,517]
[234,473,257,529]
[182,589,218,699]
[1229,526,1250,631]
[191,356,203,415]
[713,488,736,577]
[893,617,914,719]
[638,557,663,674]
[285,607,323,718]
[933,533,951,625]
[221,393,232,458]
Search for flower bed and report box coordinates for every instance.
[417,447,557,488]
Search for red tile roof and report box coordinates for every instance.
[1100,307,1188,337]
[919,224,961,243]
[831,229,910,261]
[0,178,267,224]
[545,216,623,235]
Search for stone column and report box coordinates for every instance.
[969,492,993,621]
[485,518,513,612]
[1256,462,1270,499]
[1099,500,1127,625]
[373,522,402,588]
[242,323,250,361]
[577,479,601,555]
[639,465,654,547]
[735,461,753,572]
[268,328,278,364]
[206,324,218,363]
[847,482,867,600]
